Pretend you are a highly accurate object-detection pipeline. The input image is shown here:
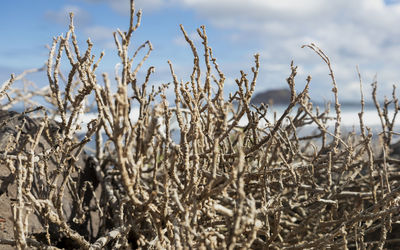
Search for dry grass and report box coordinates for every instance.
[0,0,399,249]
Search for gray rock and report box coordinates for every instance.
[0,110,97,247]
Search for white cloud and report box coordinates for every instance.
[84,26,114,41]
[171,0,400,101]
[84,26,116,42]
[58,0,400,102]
[45,5,117,50]
[44,5,92,28]
[73,0,171,14]
[84,26,116,48]
[81,0,171,14]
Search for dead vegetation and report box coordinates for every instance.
[0,0,400,249]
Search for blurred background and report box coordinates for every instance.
[1,0,400,104]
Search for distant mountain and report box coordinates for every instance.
[251,88,291,105]
[250,88,379,107]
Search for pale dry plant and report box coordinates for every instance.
[0,0,399,249]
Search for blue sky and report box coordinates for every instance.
[1,0,400,102]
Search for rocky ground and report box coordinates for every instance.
[0,110,90,249]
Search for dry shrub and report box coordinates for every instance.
[0,0,399,249]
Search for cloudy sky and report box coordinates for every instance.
[1,0,400,103]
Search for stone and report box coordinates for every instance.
[0,110,96,248]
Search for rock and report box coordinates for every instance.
[389,140,400,159]
[0,110,96,248]
[251,88,291,105]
